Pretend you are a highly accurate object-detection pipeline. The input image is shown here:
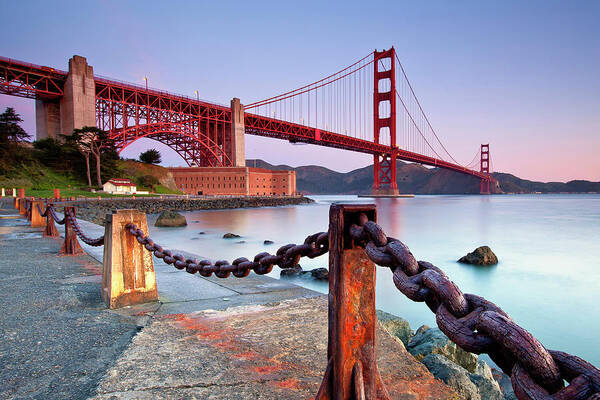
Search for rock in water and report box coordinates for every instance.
[264,240,274,245]
[458,246,498,265]
[310,268,329,281]
[223,232,241,239]
[280,264,302,277]
[155,211,187,227]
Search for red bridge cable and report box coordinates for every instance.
[394,52,464,166]
[245,52,374,109]
[246,59,374,122]
[395,90,444,160]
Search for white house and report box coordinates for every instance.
[103,178,137,194]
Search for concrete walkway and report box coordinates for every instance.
[1,201,457,399]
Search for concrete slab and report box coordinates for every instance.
[92,297,458,400]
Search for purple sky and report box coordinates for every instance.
[1,1,598,182]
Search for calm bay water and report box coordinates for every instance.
[147,194,600,367]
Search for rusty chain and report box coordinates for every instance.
[46,204,66,225]
[124,222,329,278]
[349,213,600,400]
[64,209,105,246]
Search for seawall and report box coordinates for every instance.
[53,195,314,225]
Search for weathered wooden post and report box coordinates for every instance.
[60,206,84,255]
[316,204,390,400]
[18,197,27,215]
[30,200,45,227]
[102,209,158,309]
[43,202,59,237]
[25,198,32,221]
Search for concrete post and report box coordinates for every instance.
[1,188,4,197]
[102,209,158,309]
[31,200,45,228]
[12,188,17,197]
[230,98,246,167]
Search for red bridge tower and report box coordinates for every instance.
[372,48,399,196]
[480,144,491,194]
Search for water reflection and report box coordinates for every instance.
[148,194,600,367]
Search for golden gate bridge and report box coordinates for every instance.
[0,47,494,194]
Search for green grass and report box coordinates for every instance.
[1,152,183,198]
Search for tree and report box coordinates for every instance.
[139,149,162,164]
[0,108,31,173]
[0,107,30,144]
[69,126,112,187]
[138,174,160,191]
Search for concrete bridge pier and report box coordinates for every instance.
[35,55,96,140]
[230,97,246,167]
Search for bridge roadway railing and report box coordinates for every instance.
[19,198,600,400]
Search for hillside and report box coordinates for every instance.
[247,159,600,195]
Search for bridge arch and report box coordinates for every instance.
[108,122,233,167]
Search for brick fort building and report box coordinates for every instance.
[169,167,296,196]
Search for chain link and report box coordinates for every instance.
[64,209,105,246]
[124,223,329,279]
[46,204,66,225]
[349,213,600,400]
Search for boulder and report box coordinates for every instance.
[492,368,518,400]
[223,232,241,239]
[155,210,187,227]
[421,354,481,400]
[470,360,503,400]
[407,326,478,373]
[310,267,329,281]
[280,264,303,277]
[459,246,498,265]
[264,240,274,245]
[376,310,412,346]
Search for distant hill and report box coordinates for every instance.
[246,159,600,195]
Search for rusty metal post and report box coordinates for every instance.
[53,188,60,200]
[316,204,390,400]
[30,200,45,227]
[60,206,84,255]
[44,202,59,238]
[102,209,158,309]
[17,188,24,198]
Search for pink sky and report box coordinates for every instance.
[1,1,598,182]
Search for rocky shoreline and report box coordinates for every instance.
[377,311,516,400]
[55,196,314,225]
